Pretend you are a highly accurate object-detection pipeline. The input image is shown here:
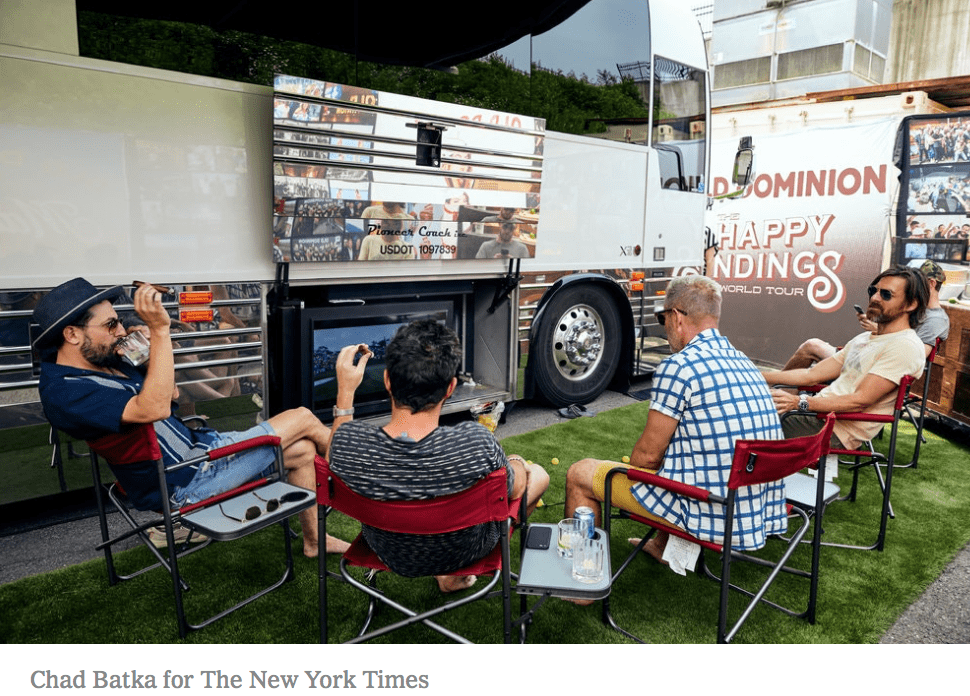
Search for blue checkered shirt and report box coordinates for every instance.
[630,329,786,551]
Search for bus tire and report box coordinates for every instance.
[531,284,621,407]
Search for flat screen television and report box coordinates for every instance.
[300,300,457,420]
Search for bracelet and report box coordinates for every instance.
[332,407,354,417]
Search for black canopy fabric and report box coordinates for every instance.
[76,0,592,70]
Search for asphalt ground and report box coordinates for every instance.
[2,381,967,642]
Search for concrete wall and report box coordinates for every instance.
[711,0,893,107]
[886,0,970,82]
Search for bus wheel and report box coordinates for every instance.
[532,285,621,407]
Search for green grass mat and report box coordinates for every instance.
[1,400,968,643]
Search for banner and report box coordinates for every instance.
[706,117,900,366]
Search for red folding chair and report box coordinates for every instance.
[85,422,315,638]
[898,337,942,469]
[316,457,520,644]
[782,375,916,552]
[602,413,837,644]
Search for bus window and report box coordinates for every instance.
[652,57,707,192]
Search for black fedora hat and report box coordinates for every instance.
[32,278,125,350]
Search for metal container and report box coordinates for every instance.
[573,506,596,539]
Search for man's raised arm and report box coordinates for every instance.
[121,283,176,424]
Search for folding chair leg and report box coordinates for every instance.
[90,450,120,586]
[600,528,653,643]
[339,563,502,644]
[170,518,298,639]
[357,571,382,639]
[514,592,554,644]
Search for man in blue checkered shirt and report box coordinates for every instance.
[565,275,785,565]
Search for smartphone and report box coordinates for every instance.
[525,525,552,550]
[853,304,864,314]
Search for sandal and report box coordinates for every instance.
[558,404,595,419]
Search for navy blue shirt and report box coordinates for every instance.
[39,362,218,509]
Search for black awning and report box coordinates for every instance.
[75,0,591,70]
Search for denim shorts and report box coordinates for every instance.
[170,421,278,507]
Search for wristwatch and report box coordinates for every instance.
[797,394,810,412]
[332,407,355,417]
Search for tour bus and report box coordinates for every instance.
[1,0,724,445]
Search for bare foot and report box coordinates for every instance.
[435,574,477,593]
[563,598,595,606]
[303,533,351,558]
[325,534,350,554]
[628,533,669,566]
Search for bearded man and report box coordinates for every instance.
[762,266,928,449]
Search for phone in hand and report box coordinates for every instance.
[853,304,864,314]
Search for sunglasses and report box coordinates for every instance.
[76,317,123,332]
[218,490,310,523]
[867,286,894,301]
[654,307,688,326]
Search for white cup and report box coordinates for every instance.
[119,331,150,366]
[572,537,605,584]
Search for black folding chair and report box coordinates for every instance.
[602,414,837,643]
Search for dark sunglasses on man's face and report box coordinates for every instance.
[867,286,894,301]
[76,317,123,332]
[218,490,310,523]
[654,307,688,326]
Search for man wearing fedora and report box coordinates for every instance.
[33,277,350,557]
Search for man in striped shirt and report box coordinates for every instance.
[34,277,347,557]
[328,319,549,593]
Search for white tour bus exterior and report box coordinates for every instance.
[0,0,713,450]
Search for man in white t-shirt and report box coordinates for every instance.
[762,266,928,449]
[780,260,949,371]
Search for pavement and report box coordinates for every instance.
[2,382,968,642]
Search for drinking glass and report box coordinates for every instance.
[557,518,582,559]
[572,537,605,584]
[119,331,150,366]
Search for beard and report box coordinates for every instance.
[869,307,898,325]
[81,335,124,369]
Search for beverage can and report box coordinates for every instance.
[573,506,595,539]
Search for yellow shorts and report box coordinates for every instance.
[592,461,669,525]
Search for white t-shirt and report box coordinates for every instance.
[822,329,925,449]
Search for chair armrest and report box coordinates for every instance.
[771,383,825,394]
[781,409,892,425]
[612,466,716,504]
[167,434,282,473]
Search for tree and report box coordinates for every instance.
[78,13,649,137]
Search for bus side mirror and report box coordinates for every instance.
[732,136,755,187]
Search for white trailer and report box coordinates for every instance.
[705,90,951,367]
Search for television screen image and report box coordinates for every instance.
[306,303,453,414]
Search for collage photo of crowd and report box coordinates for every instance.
[900,115,970,264]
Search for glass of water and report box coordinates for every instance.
[557,518,582,559]
[572,537,605,584]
